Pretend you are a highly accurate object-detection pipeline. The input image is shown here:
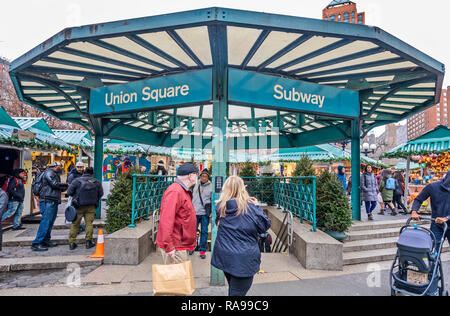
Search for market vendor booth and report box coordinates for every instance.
[385,125,450,212]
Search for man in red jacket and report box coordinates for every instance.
[156,163,199,264]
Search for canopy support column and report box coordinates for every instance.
[209,23,228,287]
[94,133,104,219]
[351,119,361,220]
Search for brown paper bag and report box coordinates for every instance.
[152,260,195,296]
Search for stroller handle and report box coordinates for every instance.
[407,217,448,234]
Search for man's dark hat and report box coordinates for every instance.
[177,163,199,176]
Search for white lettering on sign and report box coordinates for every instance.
[105,85,191,107]
[273,84,325,108]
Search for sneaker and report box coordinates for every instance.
[86,240,96,249]
[188,250,194,256]
[391,211,398,216]
[368,214,374,221]
[69,243,77,251]
[12,226,26,231]
[378,210,385,215]
[200,252,206,259]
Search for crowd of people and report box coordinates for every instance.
[337,165,409,221]
[0,161,103,253]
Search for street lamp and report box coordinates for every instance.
[361,142,377,156]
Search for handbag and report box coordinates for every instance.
[152,260,195,296]
[65,197,78,223]
[197,185,212,216]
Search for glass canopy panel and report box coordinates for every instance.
[266,36,343,69]
[66,42,160,72]
[246,31,302,67]
[137,31,197,67]
[100,37,178,68]
[227,26,263,66]
[175,26,213,66]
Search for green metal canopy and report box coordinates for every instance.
[13,117,71,149]
[7,7,444,149]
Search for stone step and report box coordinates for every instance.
[349,220,426,232]
[344,244,450,266]
[345,227,402,242]
[2,234,98,247]
[343,237,399,253]
[0,255,103,272]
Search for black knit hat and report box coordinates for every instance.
[177,163,199,176]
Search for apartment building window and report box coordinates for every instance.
[330,15,336,21]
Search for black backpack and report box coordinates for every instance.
[32,172,45,197]
[74,177,100,207]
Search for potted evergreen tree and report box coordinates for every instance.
[316,169,353,241]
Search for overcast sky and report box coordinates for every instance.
[1,0,448,136]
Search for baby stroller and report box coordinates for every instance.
[390,218,448,296]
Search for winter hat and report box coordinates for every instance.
[177,163,199,176]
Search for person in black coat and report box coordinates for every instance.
[211,176,271,297]
[412,170,450,249]
[1,169,26,230]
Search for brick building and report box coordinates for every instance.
[407,86,450,140]
[323,0,365,24]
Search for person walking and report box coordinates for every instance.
[67,167,103,250]
[31,162,69,252]
[393,171,408,215]
[411,170,450,296]
[67,161,84,185]
[156,160,168,176]
[361,165,378,221]
[0,177,9,252]
[378,169,397,216]
[336,165,348,193]
[1,169,27,230]
[156,163,199,264]
[211,176,271,297]
[191,169,212,259]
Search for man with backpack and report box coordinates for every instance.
[378,169,398,216]
[1,169,27,230]
[31,162,69,252]
[67,167,103,250]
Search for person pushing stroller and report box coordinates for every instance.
[411,170,450,249]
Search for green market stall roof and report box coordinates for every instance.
[8,7,445,149]
[271,143,381,165]
[385,125,450,158]
[103,139,171,156]
[53,129,93,147]
[13,117,72,149]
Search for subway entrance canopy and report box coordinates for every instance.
[9,7,445,221]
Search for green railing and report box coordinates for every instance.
[129,175,176,228]
[130,175,316,231]
[242,177,317,232]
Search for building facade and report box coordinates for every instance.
[323,0,365,24]
[407,86,450,140]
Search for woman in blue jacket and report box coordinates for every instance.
[211,176,271,297]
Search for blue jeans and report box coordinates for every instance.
[1,201,24,228]
[364,201,377,215]
[196,215,210,252]
[33,200,59,245]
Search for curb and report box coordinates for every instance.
[0,255,103,272]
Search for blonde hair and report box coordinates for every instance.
[216,176,251,218]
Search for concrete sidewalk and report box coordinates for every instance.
[0,251,448,296]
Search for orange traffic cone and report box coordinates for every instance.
[91,229,105,258]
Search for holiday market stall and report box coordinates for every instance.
[385,126,450,211]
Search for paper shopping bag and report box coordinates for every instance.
[152,260,195,296]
